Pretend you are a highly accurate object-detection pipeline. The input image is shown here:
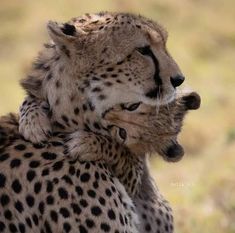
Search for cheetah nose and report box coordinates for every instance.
[170,75,185,88]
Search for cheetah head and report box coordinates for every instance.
[21,12,185,135]
[103,92,201,162]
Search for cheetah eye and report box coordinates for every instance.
[136,46,152,56]
[118,128,127,140]
[121,102,141,111]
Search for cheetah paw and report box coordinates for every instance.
[19,102,52,144]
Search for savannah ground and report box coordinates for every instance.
[0,0,234,232]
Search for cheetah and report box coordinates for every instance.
[19,12,185,144]
[0,11,200,232]
[0,114,140,233]
[0,92,200,233]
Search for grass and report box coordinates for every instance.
[0,0,234,232]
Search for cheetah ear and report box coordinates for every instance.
[163,140,184,162]
[181,92,201,110]
[47,21,78,45]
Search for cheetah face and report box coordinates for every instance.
[46,12,184,117]
[103,92,201,161]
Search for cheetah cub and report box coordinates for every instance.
[19,92,200,196]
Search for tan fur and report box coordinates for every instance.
[12,12,196,233]
[20,12,183,143]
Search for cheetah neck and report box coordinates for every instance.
[24,44,109,135]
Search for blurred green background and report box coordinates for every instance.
[0,0,235,232]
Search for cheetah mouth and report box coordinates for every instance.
[145,88,176,107]
[145,87,161,99]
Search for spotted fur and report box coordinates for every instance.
[10,11,199,233]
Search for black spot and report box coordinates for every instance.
[156,218,162,226]
[26,170,36,182]
[53,178,59,184]
[165,225,169,231]
[105,188,112,197]
[71,203,81,215]
[92,87,102,92]
[100,223,110,232]
[62,23,76,36]
[4,209,12,220]
[34,182,42,194]
[104,81,113,87]
[0,221,6,231]
[58,187,68,199]
[33,143,45,149]
[0,153,9,162]
[74,107,80,115]
[8,223,17,232]
[100,74,107,78]
[69,166,75,175]
[99,197,106,206]
[75,186,83,196]
[45,220,52,233]
[98,95,106,100]
[53,160,64,171]
[38,202,45,214]
[25,217,32,228]
[87,190,96,198]
[10,159,21,168]
[46,181,53,193]
[23,152,33,158]
[59,207,70,218]
[14,201,24,213]
[145,223,151,231]
[18,223,25,233]
[14,144,26,151]
[80,199,88,208]
[63,222,71,233]
[101,173,107,181]
[26,195,35,207]
[91,206,102,216]
[29,160,40,168]
[106,67,114,72]
[11,179,22,193]
[32,214,39,225]
[82,104,87,111]
[80,173,90,182]
[51,141,63,147]
[41,152,57,160]
[62,175,73,185]
[93,181,99,189]
[42,168,49,176]
[108,209,116,220]
[0,194,10,206]
[46,195,54,205]
[50,210,58,223]
[86,219,95,228]
[79,225,88,233]
[62,115,69,123]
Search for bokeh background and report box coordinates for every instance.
[1,0,235,232]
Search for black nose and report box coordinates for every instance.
[170,75,185,88]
